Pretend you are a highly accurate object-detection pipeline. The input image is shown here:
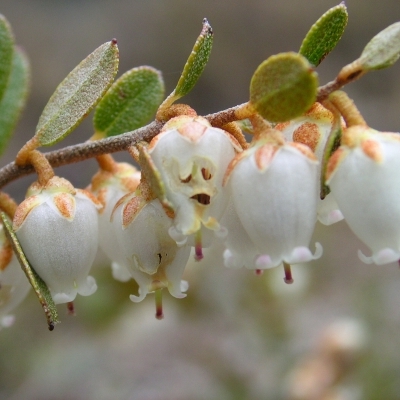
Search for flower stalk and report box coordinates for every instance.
[155,288,164,320]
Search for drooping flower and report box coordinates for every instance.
[0,222,30,328]
[147,115,241,252]
[224,134,322,270]
[13,176,100,304]
[111,192,191,303]
[89,161,141,282]
[276,102,344,225]
[326,126,400,265]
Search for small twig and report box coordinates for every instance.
[0,103,250,190]
[0,120,163,189]
[317,59,365,103]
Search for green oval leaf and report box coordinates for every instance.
[0,48,30,156]
[250,52,318,123]
[299,3,348,67]
[0,14,14,102]
[0,212,59,331]
[157,18,213,119]
[93,66,164,138]
[36,40,119,146]
[174,18,213,98]
[359,22,400,71]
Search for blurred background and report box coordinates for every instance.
[1,0,400,399]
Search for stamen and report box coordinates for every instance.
[283,262,294,284]
[155,289,164,320]
[191,194,211,205]
[194,229,204,261]
[201,168,212,180]
[180,175,192,183]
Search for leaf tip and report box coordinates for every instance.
[202,18,213,35]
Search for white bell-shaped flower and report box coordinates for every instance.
[0,222,30,328]
[276,102,344,225]
[148,115,241,250]
[224,138,322,269]
[13,176,100,304]
[112,194,191,303]
[326,126,400,265]
[89,162,141,282]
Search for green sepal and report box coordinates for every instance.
[137,143,173,212]
[250,52,318,123]
[359,22,400,71]
[299,3,348,67]
[0,14,14,103]
[174,18,213,98]
[93,66,164,138]
[0,48,30,156]
[320,112,342,199]
[0,212,59,331]
[35,40,119,146]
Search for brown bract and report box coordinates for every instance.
[255,145,279,171]
[177,119,209,142]
[361,139,384,162]
[12,195,42,230]
[288,142,318,161]
[223,151,247,186]
[292,122,321,153]
[53,192,76,221]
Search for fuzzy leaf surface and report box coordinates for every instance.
[1,212,59,330]
[359,22,400,70]
[36,40,119,146]
[299,3,348,67]
[0,14,14,102]
[93,66,164,138]
[250,52,318,123]
[0,48,30,156]
[174,18,213,98]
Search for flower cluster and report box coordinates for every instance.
[1,5,400,328]
[4,96,400,325]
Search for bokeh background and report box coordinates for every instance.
[1,0,400,399]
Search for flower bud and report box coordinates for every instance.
[276,102,344,225]
[112,194,191,302]
[224,139,322,269]
[89,162,141,281]
[13,176,100,304]
[326,126,400,265]
[148,116,241,247]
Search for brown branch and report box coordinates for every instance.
[204,102,249,127]
[317,60,366,102]
[317,79,343,102]
[0,103,250,190]
[0,120,163,189]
